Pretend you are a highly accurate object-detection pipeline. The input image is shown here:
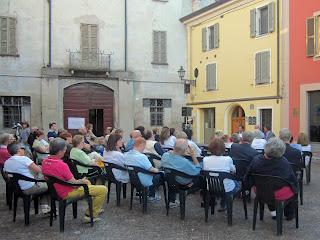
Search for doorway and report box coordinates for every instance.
[231,106,245,134]
[309,91,320,142]
[204,108,215,144]
[89,109,104,136]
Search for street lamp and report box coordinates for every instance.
[177,66,197,86]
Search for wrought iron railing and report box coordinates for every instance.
[68,50,111,71]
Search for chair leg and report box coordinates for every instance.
[142,188,147,213]
[259,203,264,221]
[116,182,121,207]
[242,190,248,220]
[204,190,210,222]
[162,183,168,215]
[123,183,127,199]
[34,196,39,214]
[13,194,18,222]
[179,191,186,220]
[226,197,233,226]
[210,194,215,215]
[72,202,77,219]
[59,201,66,233]
[276,201,284,236]
[87,196,94,227]
[252,199,258,230]
[300,179,303,205]
[107,181,111,204]
[23,195,31,226]
[50,198,54,227]
[307,164,311,184]
[295,201,299,229]
[130,185,134,210]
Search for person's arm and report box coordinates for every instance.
[149,166,159,173]
[68,176,90,185]
[28,162,42,174]
[186,145,199,166]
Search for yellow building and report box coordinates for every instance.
[181,0,289,144]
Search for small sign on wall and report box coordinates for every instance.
[248,116,257,125]
[68,117,85,129]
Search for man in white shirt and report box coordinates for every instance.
[4,142,50,213]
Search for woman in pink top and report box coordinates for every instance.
[0,133,14,167]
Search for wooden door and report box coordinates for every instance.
[231,106,245,134]
[204,108,215,144]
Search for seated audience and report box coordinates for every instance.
[32,130,49,164]
[143,130,164,157]
[125,130,141,152]
[0,133,14,167]
[175,131,202,157]
[230,131,259,163]
[103,134,129,183]
[237,125,244,138]
[20,121,30,146]
[92,137,105,156]
[86,123,97,140]
[160,127,176,149]
[135,126,146,139]
[203,138,241,211]
[78,127,93,151]
[47,122,58,141]
[161,139,202,207]
[125,137,162,201]
[230,133,241,144]
[251,130,267,150]
[42,138,107,222]
[279,129,301,166]
[153,128,160,142]
[247,137,298,220]
[70,135,100,175]
[297,132,312,166]
[254,125,265,139]
[27,126,39,151]
[4,142,50,213]
[58,131,73,162]
[290,136,302,152]
[221,134,232,150]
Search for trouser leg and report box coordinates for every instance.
[148,174,162,197]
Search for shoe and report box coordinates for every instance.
[218,207,226,212]
[98,209,105,215]
[41,205,51,214]
[84,216,101,223]
[148,195,161,203]
[169,200,180,208]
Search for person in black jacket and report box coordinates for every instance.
[230,131,259,163]
[247,137,298,220]
[279,128,302,166]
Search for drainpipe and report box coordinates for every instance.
[124,0,128,71]
[276,0,280,103]
[48,0,52,67]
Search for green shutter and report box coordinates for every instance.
[250,9,256,38]
[202,27,207,51]
[213,23,219,49]
[306,17,315,57]
[268,2,275,33]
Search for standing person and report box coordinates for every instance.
[237,125,245,138]
[42,138,107,222]
[264,125,275,141]
[47,122,58,141]
[0,133,14,168]
[20,121,30,145]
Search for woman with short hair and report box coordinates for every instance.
[251,130,267,150]
[297,132,312,166]
[32,130,49,164]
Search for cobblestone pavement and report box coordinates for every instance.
[1,161,320,240]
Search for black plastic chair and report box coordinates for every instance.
[233,159,251,202]
[1,167,13,210]
[162,147,173,152]
[224,148,230,156]
[256,149,264,154]
[250,174,299,236]
[302,151,312,184]
[126,165,166,213]
[7,172,46,225]
[290,163,303,205]
[144,153,161,167]
[69,158,104,184]
[104,162,127,206]
[163,168,200,220]
[202,170,247,226]
[44,175,94,232]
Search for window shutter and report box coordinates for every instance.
[202,27,207,51]
[89,25,98,62]
[268,2,275,33]
[260,51,270,84]
[206,63,216,91]
[9,18,16,55]
[250,9,256,38]
[143,99,150,107]
[0,17,8,54]
[306,17,315,57]
[153,31,160,63]
[160,31,167,63]
[255,52,262,84]
[163,99,171,108]
[213,23,219,49]
[81,24,89,60]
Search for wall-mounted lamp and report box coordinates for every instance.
[177,66,197,86]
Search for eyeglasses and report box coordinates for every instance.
[20,147,25,150]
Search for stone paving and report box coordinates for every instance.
[0,161,320,240]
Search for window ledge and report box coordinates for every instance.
[151,62,168,66]
[253,82,273,87]
[313,55,320,61]
[0,54,19,57]
[206,89,218,92]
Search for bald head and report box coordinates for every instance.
[173,138,188,155]
[133,137,146,152]
[131,130,142,139]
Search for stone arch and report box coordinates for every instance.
[224,103,246,135]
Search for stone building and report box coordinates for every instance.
[0,0,188,136]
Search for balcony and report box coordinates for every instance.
[68,50,111,72]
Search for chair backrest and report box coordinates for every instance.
[5,172,40,195]
[233,159,250,179]
[144,153,161,167]
[44,175,63,201]
[163,168,198,191]
[104,162,127,183]
[301,151,312,168]
[224,148,230,156]
[290,163,303,179]
[63,158,81,179]
[126,165,154,190]
[250,174,293,204]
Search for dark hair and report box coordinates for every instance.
[35,130,44,138]
[264,125,271,131]
[145,130,153,140]
[7,142,22,155]
[169,128,175,136]
[49,122,56,129]
[208,138,226,156]
[106,134,122,151]
[49,138,66,155]
[135,126,145,138]
[59,131,72,140]
[21,121,29,128]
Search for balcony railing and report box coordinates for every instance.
[68,50,111,72]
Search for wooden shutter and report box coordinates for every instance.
[202,27,207,51]
[0,17,8,54]
[306,17,315,57]
[9,18,16,55]
[160,31,167,63]
[206,63,216,91]
[268,2,275,33]
[255,52,262,84]
[260,51,270,84]
[153,31,160,63]
[213,23,219,48]
[81,24,89,60]
[250,9,256,38]
[89,25,98,62]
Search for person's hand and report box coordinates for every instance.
[81,177,90,185]
[186,145,196,157]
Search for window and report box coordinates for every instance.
[250,2,275,38]
[259,108,272,131]
[152,31,167,64]
[0,96,30,128]
[0,17,17,56]
[255,50,271,85]
[143,98,171,126]
[309,91,320,142]
[81,24,98,62]
[206,63,217,91]
[306,15,320,57]
[202,23,219,51]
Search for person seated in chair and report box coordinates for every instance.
[230,131,259,163]
[247,137,298,220]
[203,138,241,212]
[125,137,162,202]
[279,129,302,166]
[0,133,14,168]
[161,139,202,208]
[125,130,142,152]
[32,130,49,165]
[42,138,107,223]
[4,142,50,214]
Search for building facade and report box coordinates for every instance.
[289,1,320,142]
[0,0,188,136]
[181,0,289,143]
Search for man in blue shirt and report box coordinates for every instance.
[125,130,142,152]
[125,137,162,201]
[161,139,202,206]
[47,122,58,141]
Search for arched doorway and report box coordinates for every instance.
[63,83,114,136]
[231,106,245,134]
